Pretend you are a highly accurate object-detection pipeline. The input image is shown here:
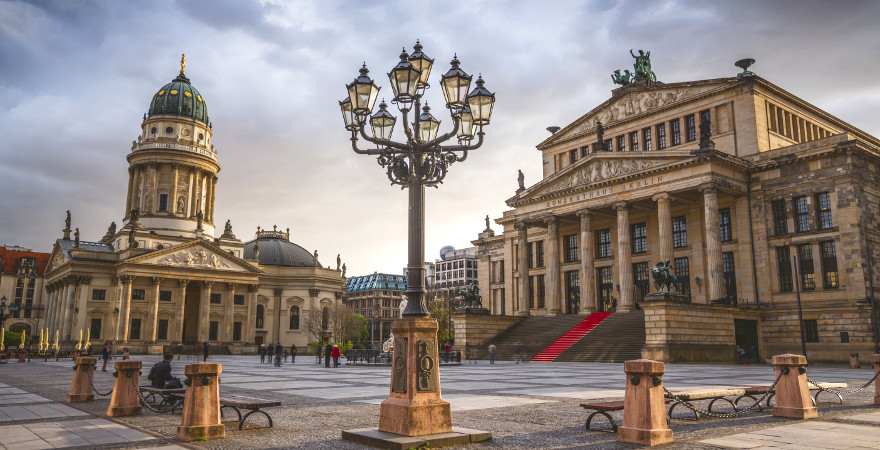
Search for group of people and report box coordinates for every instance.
[258,343,298,367]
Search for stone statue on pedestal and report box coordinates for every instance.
[63,210,72,240]
[336,254,341,271]
[517,170,525,192]
[73,228,80,248]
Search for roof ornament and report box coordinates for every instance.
[179,53,187,77]
[735,58,756,79]
[63,210,72,240]
[253,239,261,260]
[612,49,657,86]
[73,228,80,248]
[342,263,346,278]
[337,254,341,271]
[516,169,525,193]
[592,121,607,152]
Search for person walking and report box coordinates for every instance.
[100,342,111,372]
[259,344,266,364]
[274,343,282,367]
[488,343,497,365]
[331,344,341,368]
[324,342,332,368]
[202,341,209,362]
[290,344,297,364]
[443,341,452,363]
[121,347,131,360]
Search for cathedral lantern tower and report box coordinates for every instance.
[124,54,220,238]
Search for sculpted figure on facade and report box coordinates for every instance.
[517,169,525,192]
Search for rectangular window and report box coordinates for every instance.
[234,294,245,305]
[132,289,145,301]
[91,289,106,301]
[815,192,833,229]
[157,319,168,341]
[777,247,793,292]
[719,208,732,242]
[804,319,819,343]
[159,193,169,212]
[628,131,639,151]
[597,229,612,258]
[564,234,579,263]
[820,241,839,288]
[159,290,172,302]
[210,293,222,304]
[656,123,667,150]
[580,146,589,157]
[616,135,626,152]
[597,266,614,311]
[722,252,736,301]
[564,270,580,313]
[673,257,691,299]
[685,114,696,142]
[633,262,649,302]
[209,321,219,341]
[670,118,682,146]
[798,244,816,291]
[772,199,788,235]
[536,275,545,308]
[528,275,535,309]
[672,216,688,248]
[631,223,647,254]
[130,318,141,340]
[535,241,545,267]
[90,318,102,340]
[794,196,811,232]
[642,127,652,151]
[527,242,534,269]
[233,322,242,341]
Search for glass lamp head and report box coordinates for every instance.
[369,100,397,140]
[417,103,441,142]
[408,40,434,95]
[456,105,476,143]
[466,75,495,126]
[388,49,421,109]
[346,63,380,116]
[440,54,472,110]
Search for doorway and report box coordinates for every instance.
[734,319,760,363]
[183,283,201,344]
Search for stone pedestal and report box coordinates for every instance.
[68,356,96,403]
[176,363,225,442]
[106,360,142,417]
[618,359,673,446]
[872,354,880,406]
[771,354,818,419]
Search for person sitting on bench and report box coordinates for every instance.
[148,353,179,388]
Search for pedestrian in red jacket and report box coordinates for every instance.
[331,344,341,368]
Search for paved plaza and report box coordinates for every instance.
[0,356,879,449]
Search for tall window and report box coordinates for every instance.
[564,234,579,263]
[815,192,833,229]
[672,216,688,248]
[776,247,793,292]
[528,276,535,309]
[564,270,580,313]
[597,229,612,258]
[804,319,819,343]
[289,305,300,329]
[234,294,245,305]
[527,242,534,269]
[794,196,811,232]
[670,118,682,146]
[209,321,219,341]
[722,252,736,302]
[820,241,839,288]
[157,319,168,341]
[597,266,614,311]
[633,262,649,302]
[569,149,577,164]
[535,241,545,267]
[256,304,265,329]
[719,208,732,242]
[90,318,102,340]
[642,127,652,151]
[656,123,667,150]
[536,275,546,308]
[130,318,141,340]
[772,199,788,235]
[673,257,690,299]
[628,131,639,151]
[685,114,696,142]
[233,322,242,341]
[159,193,169,212]
[616,135,626,152]
[797,245,816,291]
[631,223,647,254]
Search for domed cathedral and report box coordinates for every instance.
[42,55,345,354]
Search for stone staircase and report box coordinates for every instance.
[484,315,585,360]
[531,312,613,362]
[555,311,646,362]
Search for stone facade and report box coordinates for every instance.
[473,59,880,363]
[0,245,50,337]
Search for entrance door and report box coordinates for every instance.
[734,319,759,363]
[183,284,201,344]
[596,266,615,312]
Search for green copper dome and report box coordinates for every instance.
[148,71,209,124]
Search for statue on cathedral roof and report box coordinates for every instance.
[517,169,525,193]
[612,49,657,86]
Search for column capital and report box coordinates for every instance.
[699,182,718,194]
[543,215,558,227]
[121,275,133,285]
[150,276,161,285]
[248,285,258,293]
[178,279,189,288]
[614,202,628,212]
[203,281,214,289]
[514,220,527,231]
[227,282,236,291]
[576,208,592,218]
[652,192,670,202]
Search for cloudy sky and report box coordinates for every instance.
[1,0,878,275]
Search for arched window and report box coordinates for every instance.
[321,307,329,331]
[289,306,300,330]
[256,304,264,329]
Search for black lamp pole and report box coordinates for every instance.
[791,252,808,358]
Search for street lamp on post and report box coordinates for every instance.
[339,41,495,441]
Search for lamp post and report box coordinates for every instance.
[339,41,494,441]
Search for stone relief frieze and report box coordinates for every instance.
[547,158,668,194]
[156,248,232,269]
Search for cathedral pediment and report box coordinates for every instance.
[124,240,260,273]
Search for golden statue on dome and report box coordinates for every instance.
[179,53,186,77]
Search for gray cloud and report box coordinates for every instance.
[1,0,878,275]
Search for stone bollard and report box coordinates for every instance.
[873,354,880,406]
[68,356,97,403]
[618,359,673,446]
[176,363,225,442]
[771,354,817,419]
[106,360,142,417]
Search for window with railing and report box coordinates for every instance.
[672,216,687,248]
[820,240,839,288]
[656,123,667,150]
[536,275,545,308]
[642,127,652,151]
[794,196,811,232]
[633,262,649,302]
[628,131,639,151]
[90,318,102,340]
[670,118,682,146]
[256,304,265,329]
[616,135,626,152]
[685,114,696,142]
[673,257,690,299]
[720,208,732,242]
[535,240,545,268]
[772,199,788,235]
[798,244,816,291]
[597,229,612,258]
[722,252,736,301]
[528,275,535,308]
[776,247,793,292]
[815,192,833,229]
[564,234,579,263]
[564,270,580,313]
[597,266,614,311]
[632,223,647,254]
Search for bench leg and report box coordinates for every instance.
[240,409,273,430]
[221,405,242,424]
[813,389,844,405]
[668,401,700,421]
[585,411,617,433]
[734,394,763,412]
[708,397,738,413]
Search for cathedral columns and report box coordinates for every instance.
[273,288,283,345]
[544,216,561,315]
[578,209,596,314]
[125,167,134,215]
[176,280,188,342]
[653,193,673,264]
[74,277,90,338]
[61,279,77,341]
[515,221,530,317]
[616,202,634,312]
[702,184,725,303]
[224,283,235,342]
[199,281,212,342]
[187,169,195,218]
[245,286,257,343]
[149,277,161,342]
[118,276,133,343]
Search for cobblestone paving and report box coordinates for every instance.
[1,355,878,449]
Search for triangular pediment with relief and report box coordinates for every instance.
[45,243,67,273]
[540,79,737,148]
[125,240,260,273]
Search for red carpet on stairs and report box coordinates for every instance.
[531,312,613,362]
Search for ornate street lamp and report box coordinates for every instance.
[339,42,494,442]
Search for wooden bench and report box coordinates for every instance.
[220,394,282,430]
[580,401,625,432]
[665,388,746,420]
